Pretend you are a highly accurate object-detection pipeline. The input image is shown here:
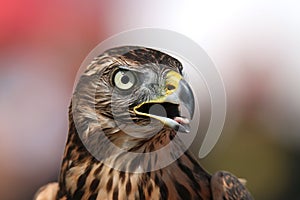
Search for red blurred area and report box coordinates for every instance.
[0,1,106,47]
[0,1,110,199]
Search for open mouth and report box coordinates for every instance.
[135,102,190,133]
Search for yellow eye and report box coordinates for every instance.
[113,70,136,90]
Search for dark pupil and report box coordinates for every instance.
[121,75,130,84]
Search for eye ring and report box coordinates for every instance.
[112,69,136,90]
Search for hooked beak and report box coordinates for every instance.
[134,70,195,133]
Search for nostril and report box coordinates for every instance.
[166,84,175,90]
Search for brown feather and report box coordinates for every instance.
[35,46,253,200]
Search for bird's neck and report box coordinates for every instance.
[57,113,212,199]
[107,126,178,152]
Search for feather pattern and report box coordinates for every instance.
[34,46,253,200]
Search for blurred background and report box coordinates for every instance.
[1,0,300,199]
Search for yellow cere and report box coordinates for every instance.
[165,70,182,95]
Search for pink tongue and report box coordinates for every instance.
[174,117,189,125]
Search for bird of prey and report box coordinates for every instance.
[35,46,253,200]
